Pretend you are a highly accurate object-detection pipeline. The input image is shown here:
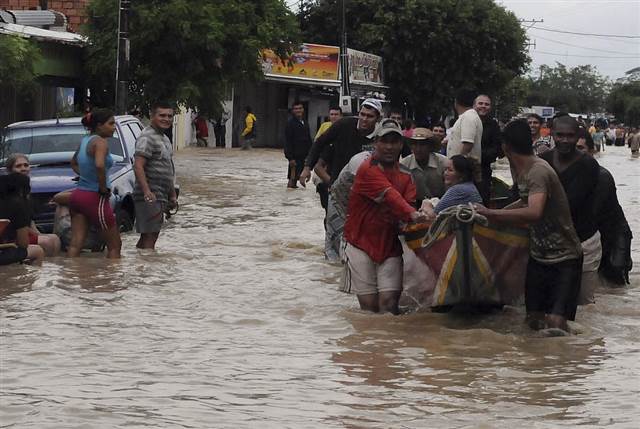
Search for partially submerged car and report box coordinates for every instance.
[0,116,144,234]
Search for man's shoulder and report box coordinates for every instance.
[527,158,556,181]
[433,152,447,163]
[398,162,413,176]
[400,154,415,168]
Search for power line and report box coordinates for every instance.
[535,50,640,59]
[529,32,639,56]
[532,26,640,39]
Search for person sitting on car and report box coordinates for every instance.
[0,173,45,265]
[5,153,62,256]
[67,109,122,259]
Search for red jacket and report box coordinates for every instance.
[344,157,416,263]
[194,117,209,138]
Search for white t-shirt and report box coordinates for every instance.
[446,108,483,162]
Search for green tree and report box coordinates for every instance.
[527,63,610,113]
[493,75,532,121]
[0,34,41,91]
[301,0,529,117]
[606,79,640,125]
[83,0,300,114]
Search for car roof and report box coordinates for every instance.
[4,115,140,130]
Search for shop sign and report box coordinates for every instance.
[261,43,340,81]
[348,48,384,85]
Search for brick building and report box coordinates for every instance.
[0,0,89,31]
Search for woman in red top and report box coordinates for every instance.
[344,119,426,314]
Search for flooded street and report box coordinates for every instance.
[1,146,639,428]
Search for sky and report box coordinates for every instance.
[498,0,640,80]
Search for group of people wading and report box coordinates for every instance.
[0,103,177,264]
[284,91,632,334]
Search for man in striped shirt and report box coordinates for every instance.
[133,102,177,250]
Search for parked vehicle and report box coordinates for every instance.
[0,115,145,234]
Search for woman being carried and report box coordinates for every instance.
[67,109,122,259]
[421,154,482,219]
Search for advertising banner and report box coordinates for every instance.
[261,43,340,81]
[348,48,384,86]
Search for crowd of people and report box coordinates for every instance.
[284,92,633,333]
[1,88,635,335]
[0,102,178,264]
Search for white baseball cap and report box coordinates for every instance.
[361,98,383,116]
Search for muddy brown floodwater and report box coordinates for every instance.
[1,146,639,428]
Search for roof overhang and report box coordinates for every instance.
[0,22,85,46]
[264,73,341,88]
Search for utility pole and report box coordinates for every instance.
[519,18,543,50]
[115,0,131,114]
[339,0,350,97]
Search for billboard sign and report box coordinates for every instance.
[348,48,384,86]
[261,43,340,81]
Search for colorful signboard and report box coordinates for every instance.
[261,43,340,81]
[348,48,384,86]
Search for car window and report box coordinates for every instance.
[1,125,125,161]
[118,124,137,158]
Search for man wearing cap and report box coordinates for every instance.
[344,119,427,315]
[401,128,447,208]
[299,98,382,188]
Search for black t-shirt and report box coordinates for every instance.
[540,150,600,241]
[0,197,32,242]
[305,117,375,184]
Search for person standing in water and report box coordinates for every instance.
[343,119,427,315]
[67,109,122,259]
[133,102,178,251]
[541,115,601,305]
[476,120,582,333]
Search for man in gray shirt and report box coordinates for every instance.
[133,102,177,250]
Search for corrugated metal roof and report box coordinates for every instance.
[0,22,85,46]
[2,10,67,30]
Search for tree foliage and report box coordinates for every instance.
[606,79,640,125]
[526,63,609,113]
[301,0,529,116]
[493,76,531,121]
[0,35,41,91]
[83,0,300,114]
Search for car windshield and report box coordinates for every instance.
[1,125,125,165]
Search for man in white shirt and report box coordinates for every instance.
[446,89,483,164]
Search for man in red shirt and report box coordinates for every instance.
[344,119,427,314]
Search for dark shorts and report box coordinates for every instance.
[0,246,28,265]
[525,257,583,320]
[287,159,305,180]
[69,189,116,231]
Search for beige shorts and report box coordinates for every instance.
[344,243,403,295]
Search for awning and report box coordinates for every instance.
[264,73,341,88]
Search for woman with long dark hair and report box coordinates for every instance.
[421,154,483,218]
[67,109,122,258]
[0,173,45,265]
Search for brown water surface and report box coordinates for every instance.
[1,146,639,428]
